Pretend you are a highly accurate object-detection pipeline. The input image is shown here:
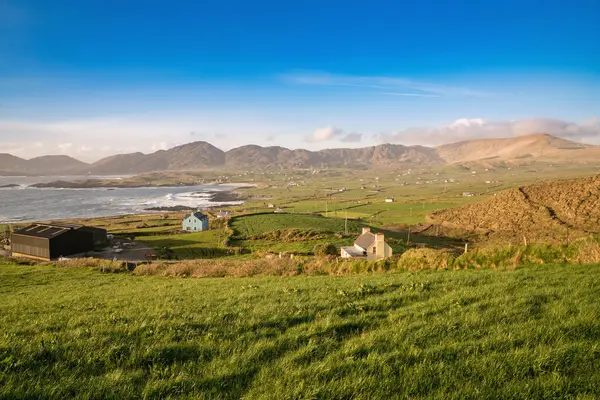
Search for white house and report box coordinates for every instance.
[216,211,231,218]
[385,197,395,203]
[341,227,393,261]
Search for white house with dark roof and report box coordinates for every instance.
[340,227,393,261]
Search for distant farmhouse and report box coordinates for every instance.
[216,211,231,218]
[182,212,209,232]
[385,197,395,203]
[341,227,393,261]
[11,223,107,261]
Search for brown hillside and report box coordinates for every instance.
[88,142,225,175]
[0,154,90,175]
[0,154,29,173]
[27,155,90,174]
[436,133,593,164]
[428,175,600,244]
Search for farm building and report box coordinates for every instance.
[182,212,209,232]
[11,223,107,261]
[340,227,393,261]
[385,197,395,203]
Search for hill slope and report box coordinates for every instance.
[0,154,90,175]
[224,143,443,169]
[427,174,600,244]
[436,133,594,164]
[88,142,225,174]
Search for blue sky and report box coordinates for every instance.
[0,0,599,161]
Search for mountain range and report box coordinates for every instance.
[1,133,598,176]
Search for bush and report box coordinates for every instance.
[398,248,455,271]
[313,243,338,257]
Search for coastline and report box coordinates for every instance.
[0,182,250,224]
[26,180,258,189]
[144,189,246,212]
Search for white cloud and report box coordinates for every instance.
[304,126,363,144]
[151,141,169,151]
[379,92,441,98]
[305,126,343,143]
[379,117,600,146]
[57,143,73,151]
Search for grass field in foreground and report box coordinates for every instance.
[1,262,600,399]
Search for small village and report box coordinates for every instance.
[5,201,399,265]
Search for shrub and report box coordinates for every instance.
[313,243,338,257]
[398,248,455,271]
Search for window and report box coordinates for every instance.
[372,247,376,254]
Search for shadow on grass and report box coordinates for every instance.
[137,238,238,259]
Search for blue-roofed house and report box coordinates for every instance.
[182,212,209,232]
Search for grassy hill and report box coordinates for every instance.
[1,262,599,398]
[428,174,600,245]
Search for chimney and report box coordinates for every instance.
[362,227,371,235]
[375,233,385,259]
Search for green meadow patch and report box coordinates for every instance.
[230,213,362,238]
[1,262,600,398]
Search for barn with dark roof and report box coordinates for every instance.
[11,223,107,261]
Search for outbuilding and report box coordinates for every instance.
[11,223,107,261]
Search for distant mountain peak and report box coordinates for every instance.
[0,133,598,176]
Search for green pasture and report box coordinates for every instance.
[230,213,362,238]
[1,262,599,398]
[138,230,232,259]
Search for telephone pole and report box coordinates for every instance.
[345,210,348,235]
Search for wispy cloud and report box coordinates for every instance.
[340,132,363,143]
[304,126,364,144]
[283,71,492,98]
[379,92,441,98]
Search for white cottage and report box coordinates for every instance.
[341,227,393,261]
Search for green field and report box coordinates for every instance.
[1,262,599,399]
[230,213,362,237]
[138,230,232,259]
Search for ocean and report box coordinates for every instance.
[0,176,242,223]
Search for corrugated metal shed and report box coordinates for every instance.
[11,223,107,261]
